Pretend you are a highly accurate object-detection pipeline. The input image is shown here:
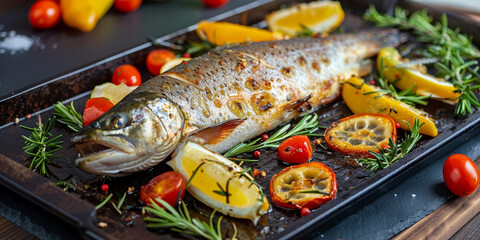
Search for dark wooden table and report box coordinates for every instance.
[1,0,480,239]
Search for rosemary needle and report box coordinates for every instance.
[53,101,83,132]
[144,199,222,240]
[21,116,63,177]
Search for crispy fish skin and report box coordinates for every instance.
[73,30,405,176]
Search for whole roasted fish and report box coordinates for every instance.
[73,30,405,176]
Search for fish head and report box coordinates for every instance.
[72,93,184,176]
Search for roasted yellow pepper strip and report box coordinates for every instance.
[61,0,114,32]
[377,47,459,100]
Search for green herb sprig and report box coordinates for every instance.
[364,6,480,115]
[359,118,423,172]
[144,199,223,240]
[53,101,83,132]
[21,116,63,177]
[223,113,323,158]
[364,58,429,106]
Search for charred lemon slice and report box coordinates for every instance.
[324,114,396,156]
[160,57,191,74]
[168,142,269,224]
[91,82,137,105]
[377,47,459,100]
[266,1,344,36]
[342,77,438,137]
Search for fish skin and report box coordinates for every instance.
[72,29,406,176]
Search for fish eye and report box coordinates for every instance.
[112,116,126,129]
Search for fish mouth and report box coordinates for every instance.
[72,135,151,176]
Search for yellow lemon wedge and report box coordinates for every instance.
[342,77,438,137]
[91,82,137,105]
[168,142,269,224]
[196,21,285,46]
[377,47,459,101]
[160,57,191,74]
[266,1,344,36]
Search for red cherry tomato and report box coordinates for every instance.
[112,64,142,86]
[277,135,313,164]
[83,98,114,126]
[114,0,142,13]
[146,49,175,76]
[300,207,311,216]
[140,171,186,207]
[28,0,61,29]
[443,154,479,196]
[202,0,229,8]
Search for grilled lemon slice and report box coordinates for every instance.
[342,77,438,137]
[266,1,344,36]
[160,57,191,74]
[168,142,269,224]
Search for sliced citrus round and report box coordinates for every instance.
[160,57,191,74]
[342,77,438,137]
[377,47,459,100]
[196,21,285,46]
[266,1,344,36]
[168,141,269,224]
[324,114,397,156]
[90,82,137,105]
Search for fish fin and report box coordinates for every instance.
[283,95,311,111]
[192,119,245,145]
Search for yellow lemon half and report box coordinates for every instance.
[342,77,438,137]
[91,82,137,105]
[168,142,269,224]
[266,1,344,36]
[160,57,191,74]
[377,47,459,101]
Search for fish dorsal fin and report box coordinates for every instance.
[192,119,245,145]
[283,95,311,111]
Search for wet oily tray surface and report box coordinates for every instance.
[1,0,480,239]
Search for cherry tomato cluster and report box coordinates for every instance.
[28,0,142,30]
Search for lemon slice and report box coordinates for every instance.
[160,57,191,74]
[196,21,285,46]
[168,142,269,224]
[342,77,438,137]
[377,47,459,100]
[266,1,344,36]
[91,82,137,105]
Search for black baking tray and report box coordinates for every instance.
[1,0,480,239]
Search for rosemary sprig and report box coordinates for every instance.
[364,6,480,115]
[144,199,222,240]
[53,101,83,132]
[95,193,113,210]
[21,116,63,177]
[359,118,423,172]
[185,40,216,56]
[223,113,323,158]
[364,58,429,106]
[296,25,317,37]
